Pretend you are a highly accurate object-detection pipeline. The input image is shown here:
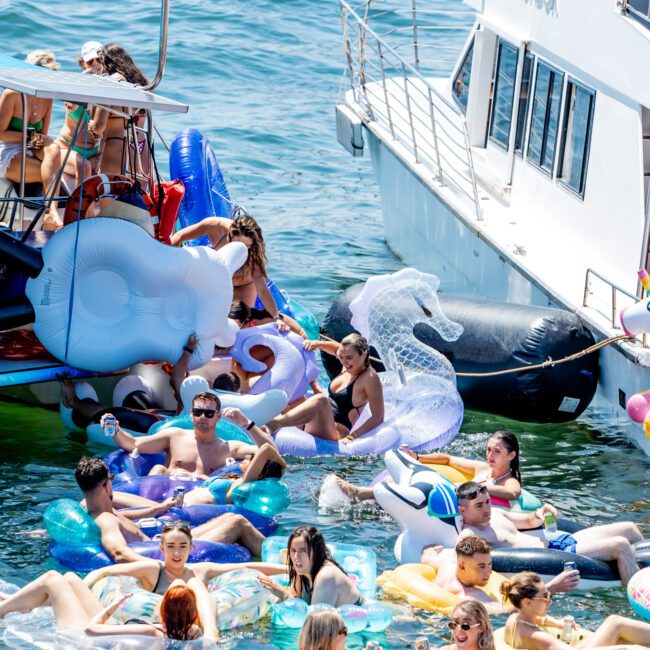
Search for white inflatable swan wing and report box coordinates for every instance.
[25,218,247,372]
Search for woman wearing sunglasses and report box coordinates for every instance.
[298,609,382,650]
[439,600,495,650]
[500,571,650,649]
[83,521,285,593]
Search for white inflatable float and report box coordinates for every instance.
[25,218,246,372]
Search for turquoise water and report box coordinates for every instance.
[1,0,649,648]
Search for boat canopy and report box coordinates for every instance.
[0,63,188,113]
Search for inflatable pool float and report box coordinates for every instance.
[372,461,541,512]
[262,535,377,599]
[43,499,252,573]
[271,598,395,633]
[230,322,320,402]
[324,278,599,424]
[493,624,592,649]
[24,218,246,371]
[377,562,504,614]
[628,566,650,620]
[376,449,650,589]
[92,569,276,630]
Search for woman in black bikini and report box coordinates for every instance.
[258,525,364,608]
[171,212,279,317]
[265,333,384,442]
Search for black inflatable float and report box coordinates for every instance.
[322,284,599,423]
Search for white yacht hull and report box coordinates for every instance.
[365,128,650,456]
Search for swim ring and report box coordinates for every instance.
[44,499,251,573]
[377,562,504,614]
[170,128,233,245]
[493,625,592,649]
[92,569,276,631]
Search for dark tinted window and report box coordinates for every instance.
[489,41,519,149]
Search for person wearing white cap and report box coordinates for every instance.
[78,41,103,75]
[0,52,63,229]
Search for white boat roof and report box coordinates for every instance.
[0,65,188,113]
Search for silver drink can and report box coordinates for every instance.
[563,561,578,572]
[173,486,185,507]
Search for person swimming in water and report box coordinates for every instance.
[258,525,364,608]
[264,333,383,443]
[171,211,279,317]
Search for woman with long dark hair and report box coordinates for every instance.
[171,212,279,317]
[258,526,362,608]
[414,430,522,502]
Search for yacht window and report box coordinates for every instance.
[527,60,564,174]
[452,39,474,113]
[488,40,518,149]
[558,80,595,196]
[514,52,534,154]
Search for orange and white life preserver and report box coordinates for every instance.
[63,174,135,225]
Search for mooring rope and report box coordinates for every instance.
[318,333,631,378]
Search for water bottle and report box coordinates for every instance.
[543,512,558,533]
[561,616,574,643]
[103,416,117,437]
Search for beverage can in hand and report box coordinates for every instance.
[103,416,117,437]
[414,638,430,650]
[543,512,557,533]
[366,643,381,650]
[563,561,578,572]
[173,487,185,507]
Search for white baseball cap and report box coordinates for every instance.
[80,41,102,63]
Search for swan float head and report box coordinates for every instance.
[25,218,247,372]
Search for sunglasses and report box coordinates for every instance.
[161,521,192,535]
[532,592,552,602]
[338,627,348,636]
[448,621,481,631]
[191,408,217,418]
[461,485,488,501]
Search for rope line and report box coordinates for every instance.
[318,333,631,378]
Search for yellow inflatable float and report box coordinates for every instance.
[377,563,504,614]
[493,625,592,649]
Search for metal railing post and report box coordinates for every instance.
[378,42,396,140]
[402,63,419,164]
[461,122,482,219]
[19,93,27,230]
[426,86,444,184]
[411,0,420,69]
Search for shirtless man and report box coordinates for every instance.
[75,457,265,562]
[428,535,579,614]
[105,391,275,478]
[455,481,643,585]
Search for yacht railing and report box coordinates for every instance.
[339,0,481,219]
[582,268,647,345]
[619,0,650,28]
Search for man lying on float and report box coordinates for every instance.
[430,535,579,614]
[455,481,643,586]
[75,457,265,562]
[105,391,275,479]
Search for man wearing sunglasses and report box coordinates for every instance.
[455,481,644,586]
[429,535,579,614]
[102,391,276,479]
[75,456,266,563]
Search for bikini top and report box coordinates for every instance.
[67,104,90,123]
[9,115,43,132]
[152,562,173,595]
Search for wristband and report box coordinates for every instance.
[183,345,194,354]
[245,420,256,431]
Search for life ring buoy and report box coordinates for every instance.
[63,174,134,225]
